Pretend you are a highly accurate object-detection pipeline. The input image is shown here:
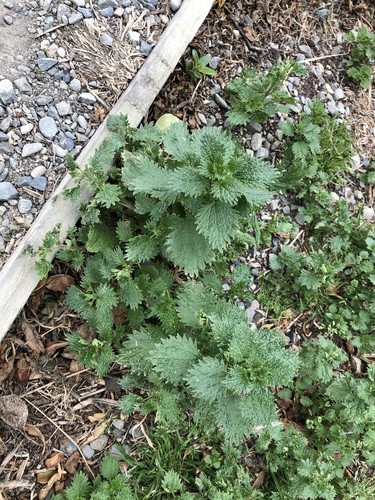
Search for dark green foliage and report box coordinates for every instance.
[345,27,375,89]
[184,49,218,80]
[226,60,306,125]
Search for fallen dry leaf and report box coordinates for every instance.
[22,321,45,355]
[45,274,75,293]
[253,470,266,489]
[37,469,56,485]
[45,341,68,357]
[26,423,46,453]
[15,357,31,384]
[88,412,106,423]
[0,357,14,384]
[45,451,65,469]
[65,451,80,475]
[38,462,65,500]
[0,395,28,430]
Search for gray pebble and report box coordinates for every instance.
[29,176,47,191]
[17,176,33,187]
[99,6,114,17]
[0,117,11,132]
[53,144,67,157]
[59,137,74,151]
[100,33,114,47]
[98,0,118,6]
[140,40,152,56]
[113,419,125,430]
[0,168,8,182]
[35,95,53,106]
[363,207,375,220]
[37,58,58,71]
[0,132,8,142]
[109,443,127,459]
[69,78,82,92]
[245,299,260,324]
[18,198,32,213]
[0,182,17,201]
[61,439,77,457]
[4,15,13,25]
[315,8,330,19]
[0,142,14,154]
[295,212,305,225]
[256,147,269,159]
[334,88,345,100]
[209,56,220,70]
[14,77,32,93]
[39,116,58,139]
[327,101,338,114]
[170,0,182,11]
[247,121,262,134]
[82,445,95,459]
[78,92,96,105]
[22,142,43,158]
[90,434,109,451]
[57,3,71,22]
[56,101,72,116]
[214,94,229,110]
[77,115,88,129]
[69,12,83,24]
[77,7,93,17]
[0,79,15,105]
[72,0,85,6]
[0,236,5,252]
[251,133,262,151]
[30,165,46,178]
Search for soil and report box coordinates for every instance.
[0,0,374,498]
[0,1,36,80]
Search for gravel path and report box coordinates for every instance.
[0,0,174,267]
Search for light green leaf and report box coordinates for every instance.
[195,202,240,250]
[186,357,227,403]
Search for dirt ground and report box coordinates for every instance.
[0,1,36,80]
[0,0,374,498]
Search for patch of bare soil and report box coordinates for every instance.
[0,0,374,498]
[0,1,36,79]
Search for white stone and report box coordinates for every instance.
[251,132,263,151]
[363,207,375,220]
[30,165,47,178]
[20,123,34,135]
[22,142,43,158]
[0,79,15,105]
[53,144,67,158]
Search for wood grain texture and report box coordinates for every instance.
[0,0,215,340]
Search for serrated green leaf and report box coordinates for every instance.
[118,279,143,310]
[116,220,133,242]
[94,184,121,208]
[186,357,227,403]
[163,122,192,162]
[195,202,240,251]
[151,334,200,384]
[86,224,118,253]
[165,216,214,275]
[176,280,213,328]
[125,235,159,263]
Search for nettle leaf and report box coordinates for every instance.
[118,279,143,310]
[169,167,208,198]
[94,184,121,208]
[186,357,227,403]
[151,334,200,384]
[176,280,213,328]
[165,216,214,275]
[116,220,133,242]
[163,122,192,162]
[125,235,159,263]
[86,223,118,253]
[118,328,156,372]
[195,202,240,251]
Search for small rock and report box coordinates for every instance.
[78,92,96,105]
[82,445,95,459]
[59,137,74,151]
[30,165,46,178]
[214,94,229,110]
[77,7,93,17]
[170,0,182,11]
[257,147,269,159]
[128,30,140,44]
[69,12,83,24]
[247,121,262,134]
[270,199,279,211]
[56,101,72,116]
[113,419,125,431]
[69,78,82,92]
[295,212,305,225]
[0,142,14,154]
[140,40,152,56]
[315,8,330,19]
[37,58,58,71]
[350,153,361,171]
[35,95,53,106]
[0,79,15,105]
[98,0,118,7]
[327,101,338,114]
[29,177,47,191]
[363,206,375,220]
[0,132,8,142]
[251,133,263,151]
[14,77,32,93]
[22,142,43,158]
[99,6,114,16]
[61,439,77,457]
[53,144,67,158]
[39,116,58,139]
[18,198,32,214]
[245,299,260,323]
[90,434,109,451]
[17,176,33,187]
[3,15,13,25]
[209,56,220,70]
[0,167,8,182]
[72,0,85,6]
[0,182,18,201]
[109,443,127,459]
[0,236,5,252]
[99,33,113,47]
[20,123,34,135]
[334,88,345,100]
[330,191,340,203]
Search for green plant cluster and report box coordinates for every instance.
[184,49,218,80]
[36,56,375,499]
[345,27,375,89]
[226,59,306,126]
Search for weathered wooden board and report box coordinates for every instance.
[0,0,215,340]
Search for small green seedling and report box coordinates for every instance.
[184,49,218,80]
[345,27,375,89]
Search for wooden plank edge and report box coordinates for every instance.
[0,0,216,340]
